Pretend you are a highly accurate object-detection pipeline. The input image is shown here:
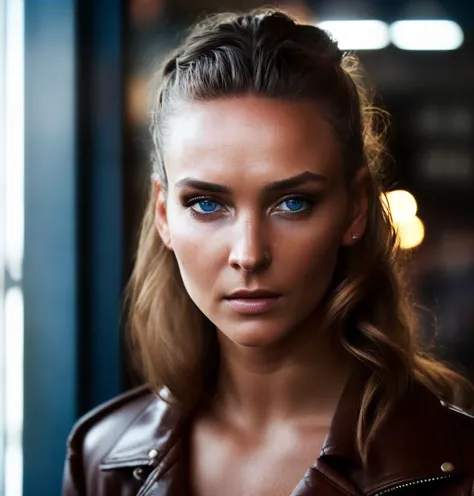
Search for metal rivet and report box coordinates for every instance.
[441,462,455,473]
[133,467,145,481]
[148,448,158,459]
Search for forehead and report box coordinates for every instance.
[163,96,342,184]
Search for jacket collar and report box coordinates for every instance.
[100,389,184,471]
[101,369,465,495]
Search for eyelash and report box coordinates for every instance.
[182,195,316,219]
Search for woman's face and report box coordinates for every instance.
[155,96,368,348]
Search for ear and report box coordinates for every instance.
[153,179,173,250]
[341,167,371,247]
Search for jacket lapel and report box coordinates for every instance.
[100,391,182,471]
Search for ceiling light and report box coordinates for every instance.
[390,20,463,51]
[317,20,390,50]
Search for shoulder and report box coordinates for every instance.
[422,389,474,469]
[378,380,474,469]
[66,385,155,461]
[63,386,180,495]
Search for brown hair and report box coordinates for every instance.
[127,8,474,466]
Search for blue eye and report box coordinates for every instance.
[192,199,221,214]
[279,198,310,212]
[199,200,217,212]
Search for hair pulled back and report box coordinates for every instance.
[127,8,474,466]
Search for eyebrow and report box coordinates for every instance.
[175,171,327,194]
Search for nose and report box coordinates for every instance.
[228,214,271,273]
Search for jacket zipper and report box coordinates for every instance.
[374,474,453,495]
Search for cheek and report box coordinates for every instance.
[166,209,223,303]
[283,230,339,288]
[278,206,346,292]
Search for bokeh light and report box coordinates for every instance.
[382,189,425,250]
[397,216,425,249]
[385,189,418,222]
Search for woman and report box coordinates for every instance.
[63,9,474,496]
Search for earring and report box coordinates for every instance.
[352,233,360,241]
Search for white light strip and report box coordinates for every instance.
[317,20,390,50]
[5,0,24,282]
[390,20,464,51]
[4,287,23,496]
[0,0,5,489]
[1,0,24,495]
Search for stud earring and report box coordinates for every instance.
[352,233,360,241]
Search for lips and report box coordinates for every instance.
[224,296,281,314]
[224,289,282,314]
[225,289,281,299]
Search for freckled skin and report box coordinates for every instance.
[157,96,363,349]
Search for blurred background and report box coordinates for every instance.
[1,0,473,494]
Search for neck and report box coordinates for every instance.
[211,318,355,432]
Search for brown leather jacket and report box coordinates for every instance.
[62,370,474,495]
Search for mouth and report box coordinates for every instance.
[224,290,282,314]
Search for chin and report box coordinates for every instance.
[219,321,290,348]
